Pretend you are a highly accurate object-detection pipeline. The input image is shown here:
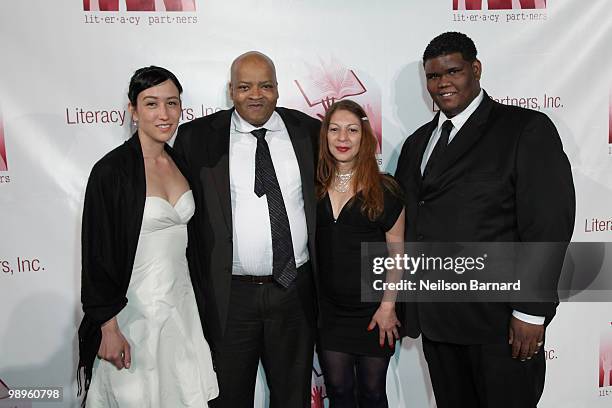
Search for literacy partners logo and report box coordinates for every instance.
[83,0,198,26]
[453,0,546,10]
[452,0,547,24]
[84,0,195,11]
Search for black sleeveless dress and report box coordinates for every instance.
[316,181,404,357]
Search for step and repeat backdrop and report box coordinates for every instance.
[1,0,611,407]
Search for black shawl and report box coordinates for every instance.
[77,133,185,404]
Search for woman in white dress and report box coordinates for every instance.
[78,66,218,407]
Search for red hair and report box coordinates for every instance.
[316,99,399,221]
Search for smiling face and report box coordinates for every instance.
[327,109,362,170]
[129,79,181,144]
[229,53,279,127]
[424,52,481,118]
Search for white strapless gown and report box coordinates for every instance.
[86,190,218,407]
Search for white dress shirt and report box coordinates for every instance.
[421,89,544,326]
[229,110,309,276]
[420,90,484,175]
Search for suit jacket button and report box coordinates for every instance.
[417,234,424,241]
[418,200,425,207]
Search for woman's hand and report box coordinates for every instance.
[98,317,131,370]
[368,303,401,348]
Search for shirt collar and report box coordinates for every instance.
[231,109,283,134]
[437,89,484,133]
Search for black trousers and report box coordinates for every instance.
[209,263,315,408]
[422,336,546,408]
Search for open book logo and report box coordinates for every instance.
[0,110,7,172]
[83,0,196,11]
[295,60,367,110]
[293,59,382,154]
[453,0,546,10]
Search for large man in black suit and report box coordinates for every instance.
[395,32,575,407]
[174,51,320,408]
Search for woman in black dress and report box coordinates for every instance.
[316,99,405,407]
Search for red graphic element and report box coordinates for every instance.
[83,0,119,10]
[293,59,382,154]
[453,0,546,10]
[600,331,612,387]
[363,102,382,154]
[311,385,324,408]
[126,0,155,11]
[84,0,196,11]
[161,0,196,11]
[0,110,7,172]
[310,354,328,406]
[453,0,483,9]
[609,88,612,144]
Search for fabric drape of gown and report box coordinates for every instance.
[86,190,218,407]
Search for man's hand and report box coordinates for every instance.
[368,302,401,348]
[508,316,544,361]
[98,317,131,370]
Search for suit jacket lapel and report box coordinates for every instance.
[415,115,440,189]
[423,93,494,184]
[277,108,316,237]
[209,109,233,234]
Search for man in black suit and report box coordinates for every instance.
[395,32,575,407]
[174,51,320,408]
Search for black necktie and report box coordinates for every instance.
[423,119,453,180]
[251,128,297,288]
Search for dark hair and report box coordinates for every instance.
[316,99,400,221]
[128,66,183,106]
[422,32,477,64]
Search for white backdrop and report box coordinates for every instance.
[1,1,611,407]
